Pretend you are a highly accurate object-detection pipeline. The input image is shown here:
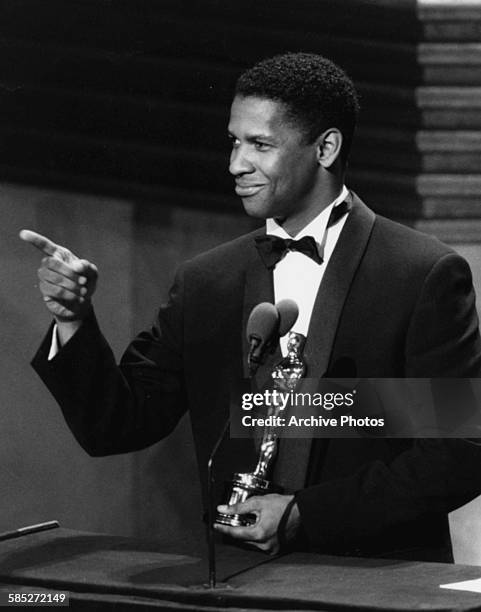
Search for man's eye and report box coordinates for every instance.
[254,142,270,151]
[229,136,240,148]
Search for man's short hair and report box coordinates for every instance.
[235,52,360,165]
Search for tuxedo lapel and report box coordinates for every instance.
[277,195,376,493]
[304,193,376,378]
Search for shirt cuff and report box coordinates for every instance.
[48,324,59,361]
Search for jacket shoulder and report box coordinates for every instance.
[371,213,457,266]
[349,192,456,265]
[183,227,263,273]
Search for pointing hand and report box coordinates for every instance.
[20,229,98,323]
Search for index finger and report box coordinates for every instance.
[19,229,60,256]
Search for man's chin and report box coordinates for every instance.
[240,197,274,220]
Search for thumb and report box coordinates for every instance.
[218,496,260,515]
[71,259,97,277]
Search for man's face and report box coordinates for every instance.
[228,96,320,224]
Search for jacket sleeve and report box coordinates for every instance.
[296,251,481,554]
[296,437,481,554]
[405,252,481,377]
[31,265,188,456]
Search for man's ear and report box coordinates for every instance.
[316,128,343,168]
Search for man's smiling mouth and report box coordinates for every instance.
[235,183,266,197]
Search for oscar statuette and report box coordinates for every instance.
[215,331,306,527]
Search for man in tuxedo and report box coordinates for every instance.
[21,53,481,561]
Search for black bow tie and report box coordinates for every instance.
[255,235,322,269]
[255,198,352,270]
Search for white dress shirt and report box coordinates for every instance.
[48,323,60,360]
[266,185,349,355]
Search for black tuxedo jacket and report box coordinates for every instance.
[33,194,481,562]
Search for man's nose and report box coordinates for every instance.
[229,145,254,176]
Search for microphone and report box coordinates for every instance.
[247,302,279,375]
[247,300,300,375]
[276,299,299,337]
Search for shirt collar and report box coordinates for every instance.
[265,185,349,240]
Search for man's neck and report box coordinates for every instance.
[276,184,347,237]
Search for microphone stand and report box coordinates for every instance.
[206,417,231,589]
[205,346,264,589]
[204,301,292,588]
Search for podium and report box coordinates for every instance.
[0,527,480,610]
